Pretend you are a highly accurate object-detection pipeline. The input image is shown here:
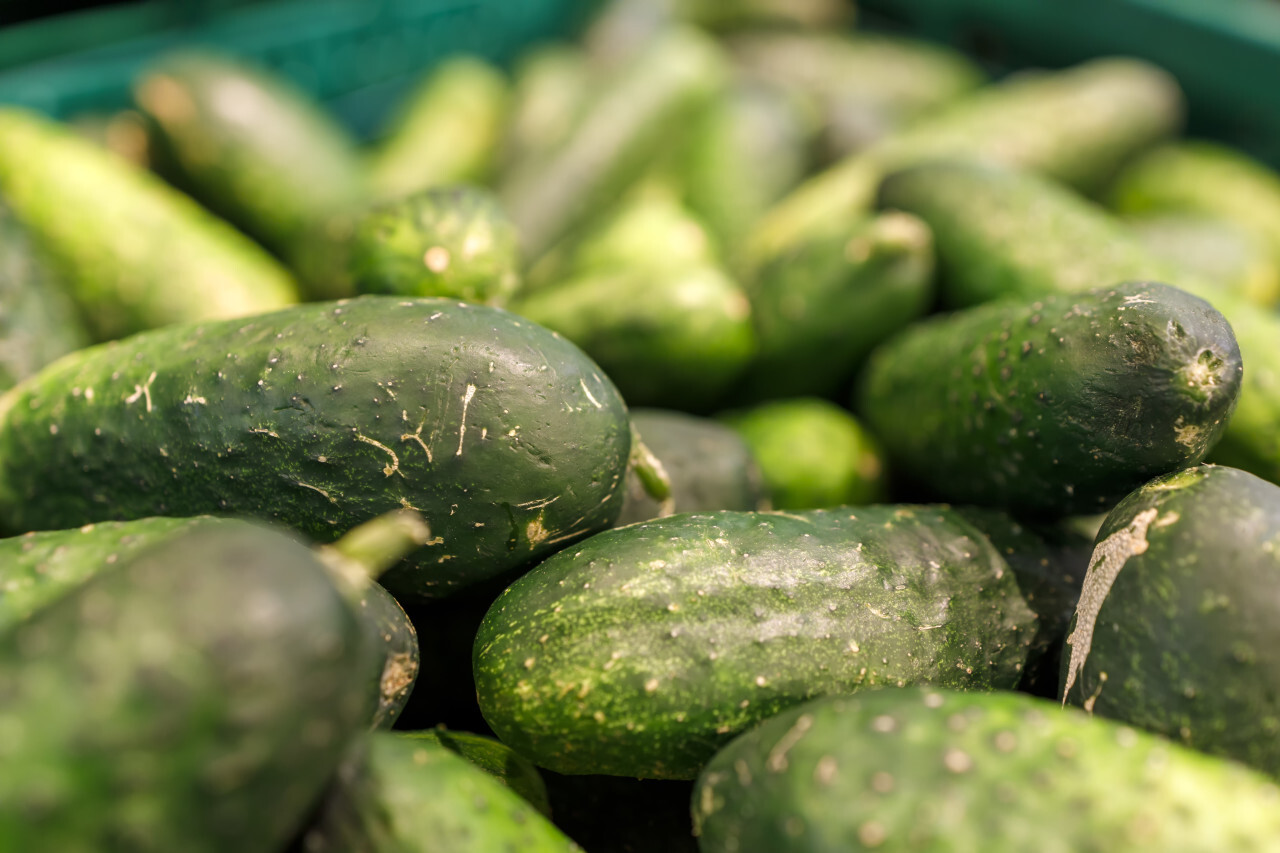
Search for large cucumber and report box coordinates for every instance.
[0,296,631,599]
[1061,464,1280,778]
[474,506,1036,779]
[694,687,1280,853]
[856,281,1242,516]
[0,521,380,852]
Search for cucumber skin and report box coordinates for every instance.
[0,515,242,632]
[401,729,552,817]
[1061,464,1280,777]
[0,522,375,853]
[856,281,1242,516]
[298,733,580,853]
[693,687,1280,853]
[361,580,419,731]
[473,506,1035,780]
[0,296,631,599]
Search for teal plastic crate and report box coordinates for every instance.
[0,0,593,138]
[858,0,1280,167]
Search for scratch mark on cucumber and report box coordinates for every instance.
[297,482,338,504]
[401,411,435,463]
[356,432,402,477]
[517,496,561,511]
[124,371,157,412]
[249,428,280,438]
[580,378,603,409]
[456,383,477,456]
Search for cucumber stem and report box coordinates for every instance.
[318,510,432,596]
[629,422,676,515]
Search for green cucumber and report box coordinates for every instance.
[346,185,522,306]
[1060,464,1280,777]
[693,687,1280,853]
[474,506,1036,779]
[499,45,591,177]
[0,199,90,391]
[739,210,934,401]
[511,263,756,412]
[402,728,552,817]
[359,580,420,731]
[616,408,768,526]
[750,57,1182,263]
[0,296,631,599]
[0,520,380,852]
[0,106,298,341]
[499,26,728,260]
[368,56,510,203]
[719,398,887,510]
[297,732,580,852]
[856,281,1242,516]
[133,49,366,298]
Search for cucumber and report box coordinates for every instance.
[1127,213,1279,309]
[473,506,1036,779]
[693,687,1280,853]
[0,296,631,599]
[0,199,90,391]
[719,398,887,510]
[402,728,552,817]
[297,732,581,852]
[750,57,1183,263]
[856,281,1242,516]
[346,185,522,306]
[0,520,380,852]
[616,408,768,527]
[0,106,298,341]
[359,580,419,731]
[1060,464,1280,777]
[499,45,591,177]
[133,50,366,296]
[367,56,509,203]
[739,210,934,401]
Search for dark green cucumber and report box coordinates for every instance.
[403,728,552,817]
[856,281,1242,516]
[875,160,1211,308]
[616,408,768,527]
[719,398,887,510]
[359,580,419,731]
[346,185,521,306]
[368,56,510,203]
[297,732,580,852]
[1061,464,1280,777]
[0,296,631,599]
[0,199,90,390]
[694,687,1280,853]
[511,263,756,412]
[0,521,378,852]
[739,210,934,401]
[498,26,728,260]
[474,506,1036,779]
[0,515,242,631]
[750,57,1183,262]
[134,50,366,299]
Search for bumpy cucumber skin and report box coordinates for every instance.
[298,733,580,853]
[0,296,631,599]
[856,282,1242,516]
[0,201,89,391]
[741,210,934,401]
[134,51,366,267]
[402,729,552,817]
[1061,464,1280,777]
[615,408,768,527]
[360,580,419,731]
[347,185,522,307]
[474,506,1035,780]
[876,160,1200,308]
[693,687,1280,853]
[0,515,242,632]
[0,523,375,853]
[0,106,298,341]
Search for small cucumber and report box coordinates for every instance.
[297,732,580,852]
[856,282,1242,516]
[1061,464,1280,777]
[694,687,1280,853]
[474,506,1035,779]
[0,521,380,852]
[402,728,552,817]
[0,296,631,599]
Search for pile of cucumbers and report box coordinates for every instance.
[6,0,1280,849]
